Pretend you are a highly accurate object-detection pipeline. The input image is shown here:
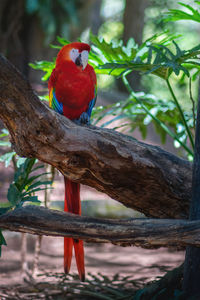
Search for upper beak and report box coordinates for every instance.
[75,51,88,70]
[77,50,88,70]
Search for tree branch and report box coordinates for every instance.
[0,206,200,248]
[0,54,192,219]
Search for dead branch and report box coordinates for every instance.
[0,54,192,219]
[0,206,200,248]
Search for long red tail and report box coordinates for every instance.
[64,177,85,281]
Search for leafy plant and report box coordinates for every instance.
[164,2,200,23]
[89,32,200,157]
[89,32,200,79]
[0,133,52,256]
[0,128,25,168]
[92,92,190,145]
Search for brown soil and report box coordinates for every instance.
[0,232,184,285]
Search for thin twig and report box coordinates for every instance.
[166,78,195,150]
[189,77,196,130]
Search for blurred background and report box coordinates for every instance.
[0,0,199,292]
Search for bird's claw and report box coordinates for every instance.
[74,112,90,125]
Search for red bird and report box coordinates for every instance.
[48,42,97,281]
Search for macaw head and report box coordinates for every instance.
[56,42,91,70]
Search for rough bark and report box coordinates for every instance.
[0,54,192,219]
[1,206,200,248]
[183,79,200,296]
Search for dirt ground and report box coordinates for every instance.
[0,231,185,286]
[0,165,185,297]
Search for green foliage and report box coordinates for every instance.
[89,32,200,156]
[0,129,30,167]
[164,2,200,23]
[0,129,11,147]
[93,93,181,144]
[89,32,200,81]
[0,129,15,167]
[31,32,200,82]
[0,151,52,256]
[29,37,70,81]
[5,158,52,209]
[29,60,55,81]
[0,230,7,257]
[0,156,52,256]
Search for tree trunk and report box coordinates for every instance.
[0,0,28,75]
[90,0,103,35]
[118,0,148,92]
[182,82,200,297]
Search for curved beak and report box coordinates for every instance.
[75,50,89,70]
[75,54,82,67]
[80,50,89,70]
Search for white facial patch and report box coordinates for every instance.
[81,50,89,70]
[70,48,79,63]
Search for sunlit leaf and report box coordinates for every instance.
[0,152,15,167]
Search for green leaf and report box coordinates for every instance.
[0,207,11,215]
[23,187,51,196]
[21,196,41,204]
[0,128,9,138]
[56,36,70,45]
[0,141,11,147]
[89,33,199,80]
[25,172,50,187]
[6,156,52,209]
[29,61,55,81]
[164,2,200,23]
[26,180,52,192]
[0,202,12,208]
[7,184,21,206]
[0,230,7,245]
[0,151,15,167]
[0,230,7,256]
[16,157,28,168]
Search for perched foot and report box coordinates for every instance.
[74,112,90,125]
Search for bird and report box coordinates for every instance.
[48,42,97,281]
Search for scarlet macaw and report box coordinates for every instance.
[48,42,97,281]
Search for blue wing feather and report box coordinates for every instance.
[86,86,97,119]
[50,88,63,115]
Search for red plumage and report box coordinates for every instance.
[48,42,97,281]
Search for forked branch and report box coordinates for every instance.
[0,54,192,219]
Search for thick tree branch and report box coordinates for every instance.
[0,206,200,248]
[0,54,192,219]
